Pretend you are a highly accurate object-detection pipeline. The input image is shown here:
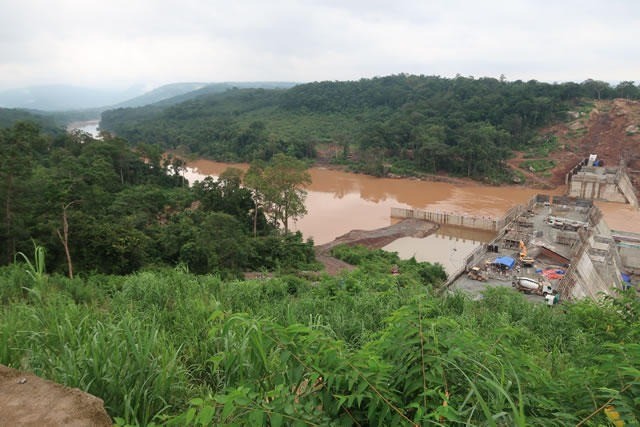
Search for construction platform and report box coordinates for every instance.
[443,194,631,301]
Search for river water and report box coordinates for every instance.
[67,120,101,139]
[184,159,640,273]
[185,159,555,245]
[384,226,496,273]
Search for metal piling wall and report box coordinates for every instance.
[390,206,525,232]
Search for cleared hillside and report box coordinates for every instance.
[506,99,640,189]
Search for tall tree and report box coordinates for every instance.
[247,154,311,234]
[243,163,266,237]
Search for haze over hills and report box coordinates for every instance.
[0,84,146,111]
[0,81,298,121]
[113,81,297,109]
[111,82,209,109]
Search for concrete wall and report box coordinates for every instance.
[619,244,640,270]
[390,207,503,231]
[613,230,640,270]
[391,197,535,232]
[569,175,626,202]
[571,250,612,299]
[568,167,638,206]
[561,218,623,300]
[617,169,639,207]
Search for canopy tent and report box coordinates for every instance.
[493,256,515,270]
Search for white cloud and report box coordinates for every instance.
[0,0,638,90]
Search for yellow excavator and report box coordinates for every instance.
[519,241,535,266]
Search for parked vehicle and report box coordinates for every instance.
[467,266,487,281]
[512,277,554,296]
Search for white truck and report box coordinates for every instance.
[512,277,554,296]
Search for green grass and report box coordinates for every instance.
[1,252,639,426]
[523,134,559,158]
[519,159,556,173]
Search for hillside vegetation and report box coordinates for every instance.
[101,75,640,182]
[0,108,61,134]
[1,119,639,426]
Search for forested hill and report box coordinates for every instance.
[113,81,297,109]
[0,107,61,134]
[100,75,640,182]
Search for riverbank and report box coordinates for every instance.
[314,218,439,274]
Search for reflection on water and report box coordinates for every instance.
[384,225,495,274]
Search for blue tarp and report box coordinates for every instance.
[494,256,516,270]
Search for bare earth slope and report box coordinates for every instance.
[508,98,640,190]
[0,365,112,427]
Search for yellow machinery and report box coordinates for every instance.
[467,266,487,281]
[519,241,535,266]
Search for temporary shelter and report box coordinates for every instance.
[493,256,515,270]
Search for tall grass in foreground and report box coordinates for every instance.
[1,254,639,425]
[168,288,640,426]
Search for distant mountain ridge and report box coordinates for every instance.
[112,83,209,108]
[0,84,145,111]
[113,81,298,109]
[0,81,298,114]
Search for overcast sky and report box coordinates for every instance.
[0,0,638,91]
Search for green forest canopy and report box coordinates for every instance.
[100,75,640,181]
[0,122,316,277]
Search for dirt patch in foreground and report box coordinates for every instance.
[315,218,439,275]
[0,365,111,427]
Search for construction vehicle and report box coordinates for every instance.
[467,266,487,281]
[518,241,536,266]
[512,277,554,296]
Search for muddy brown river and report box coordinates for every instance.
[184,159,561,244]
[187,159,640,274]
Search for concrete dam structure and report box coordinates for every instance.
[396,195,635,301]
[566,157,639,207]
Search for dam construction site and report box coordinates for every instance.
[391,158,640,303]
